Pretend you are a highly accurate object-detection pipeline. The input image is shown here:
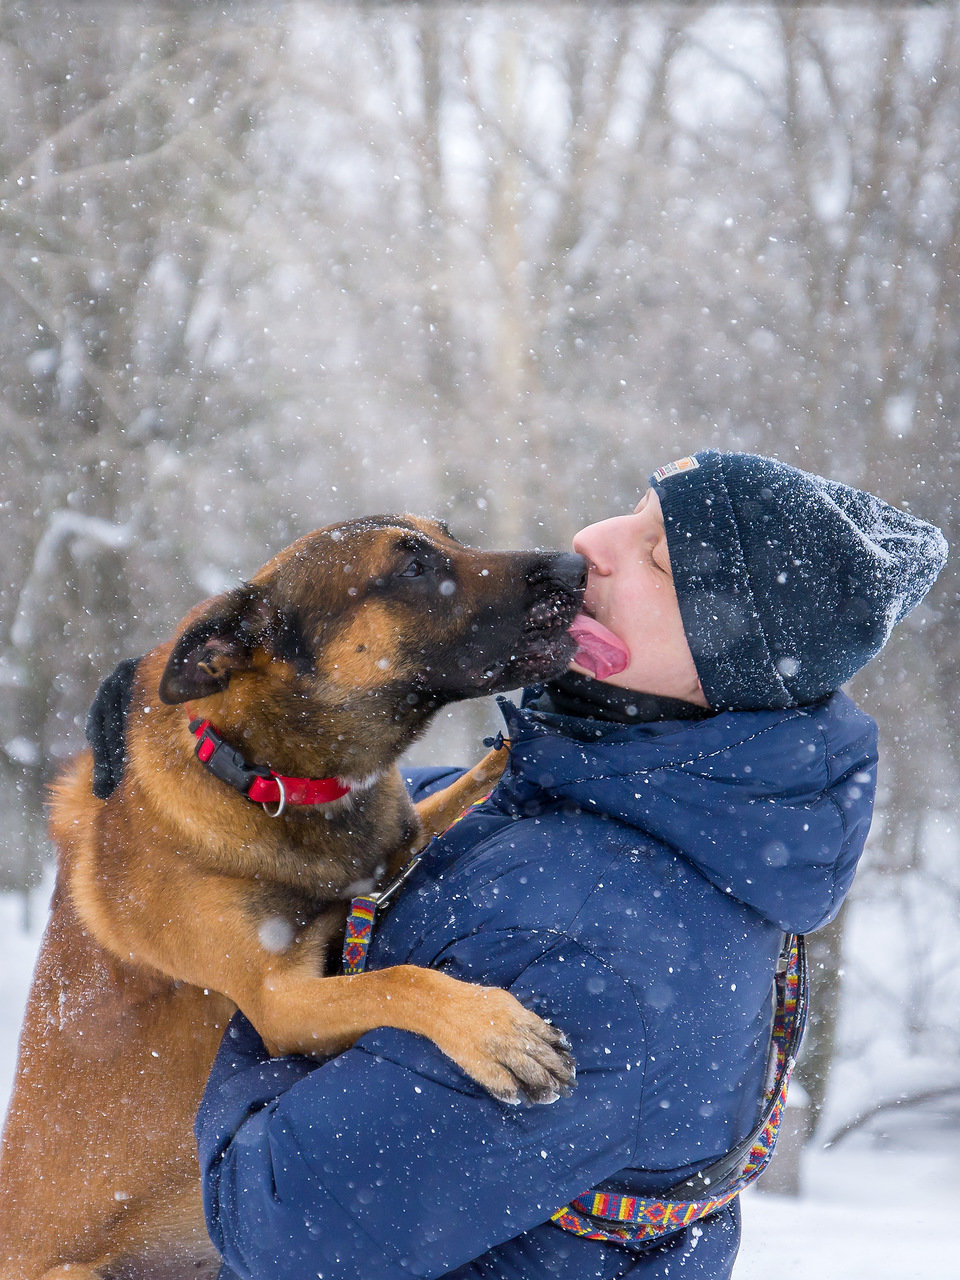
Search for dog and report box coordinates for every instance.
[0,515,585,1280]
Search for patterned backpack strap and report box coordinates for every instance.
[342,792,493,976]
[551,934,808,1244]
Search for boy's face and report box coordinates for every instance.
[571,490,708,705]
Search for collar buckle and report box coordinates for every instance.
[187,715,350,809]
[189,718,271,796]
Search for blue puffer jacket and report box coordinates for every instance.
[196,690,877,1280]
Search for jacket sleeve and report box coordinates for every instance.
[402,765,467,802]
[196,936,646,1280]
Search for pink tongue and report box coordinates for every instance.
[568,614,630,679]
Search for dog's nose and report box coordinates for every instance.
[542,553,589,594]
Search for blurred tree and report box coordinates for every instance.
[0,9,287,884]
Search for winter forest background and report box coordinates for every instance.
[0,0,958,1268]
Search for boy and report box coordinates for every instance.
[116,452,951,1278]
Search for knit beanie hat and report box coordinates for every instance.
[650,450,948,711]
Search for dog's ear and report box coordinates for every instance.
[158,586,269,704]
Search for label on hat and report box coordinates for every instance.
[653,456,700,482]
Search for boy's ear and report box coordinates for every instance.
[158,586,269,705]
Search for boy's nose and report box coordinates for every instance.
[572,516,622,572]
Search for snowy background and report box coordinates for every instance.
[1,1,959,1272]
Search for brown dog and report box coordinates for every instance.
[0,515,585,1280]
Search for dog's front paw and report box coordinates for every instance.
[445,986,577,1106]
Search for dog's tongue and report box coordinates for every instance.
[568,614,630,680]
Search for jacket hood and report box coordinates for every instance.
[497,690,878,934]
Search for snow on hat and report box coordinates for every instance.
[650,450,948,712]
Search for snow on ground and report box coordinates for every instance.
[1,885,957,1277]
[739,1119,960,1279]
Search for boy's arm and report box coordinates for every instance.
[196,938,645,1280]
[402,764,468,802]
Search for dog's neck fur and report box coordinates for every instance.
[127,646,423,904]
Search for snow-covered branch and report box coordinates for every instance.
[11,512,134,650]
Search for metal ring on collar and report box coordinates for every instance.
[261,776,287,818]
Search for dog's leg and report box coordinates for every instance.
[378,744,509,883]
[96,866,572,1105]
[257,954,574,1105]
[413,743,509,840]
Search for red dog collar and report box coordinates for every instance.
[187,713,350,815]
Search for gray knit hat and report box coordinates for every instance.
[650,451,948,711]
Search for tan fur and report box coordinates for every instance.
[0,516,581,1280]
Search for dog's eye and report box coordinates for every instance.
[398,559,426,579]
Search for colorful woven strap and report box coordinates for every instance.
[342,895,379,976]
[342,792,492,976]
[551,934,808,1244]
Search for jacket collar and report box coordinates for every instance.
[530,671,713,725]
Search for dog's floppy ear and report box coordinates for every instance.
[158,585,269,704]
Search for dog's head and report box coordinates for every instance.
[158,516,585,774]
